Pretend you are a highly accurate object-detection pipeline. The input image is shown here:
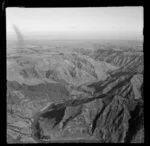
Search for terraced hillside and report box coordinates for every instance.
[7,41,144,143]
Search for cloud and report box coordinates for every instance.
[12,24,24,49]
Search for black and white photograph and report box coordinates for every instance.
[6,7,144,143]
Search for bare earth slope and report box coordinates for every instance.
[7,41,143,143]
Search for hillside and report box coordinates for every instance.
[7,41,144,143]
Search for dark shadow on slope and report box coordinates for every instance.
[104,75,133,95]
[124,103,144,143]
[33,107,66,141]
[41,107,66,127]
[91,105,106,134]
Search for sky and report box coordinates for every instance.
[6,7,143,40]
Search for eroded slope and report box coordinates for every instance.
[7,43,143,143]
